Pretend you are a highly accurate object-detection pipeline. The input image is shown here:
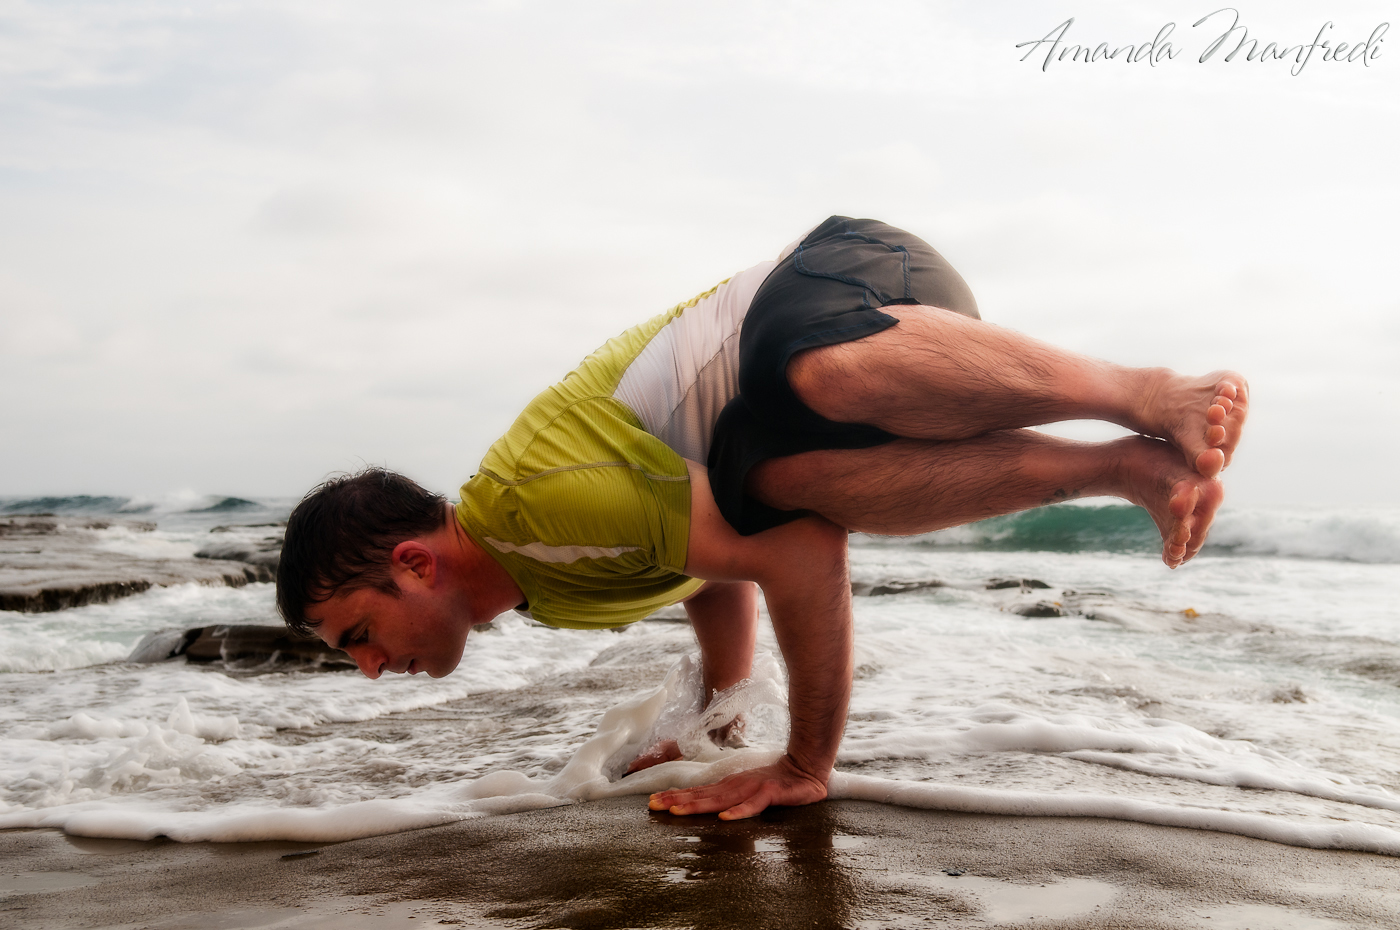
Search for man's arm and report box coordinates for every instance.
[647,462,854,820]
[625,580,758,775]
[684,580,759,700]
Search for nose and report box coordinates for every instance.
[349,646,387,679]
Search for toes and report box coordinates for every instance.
[1208,404,1228,425]
[1212,396,1234,415]
[1162,481,1202,568]
[1169,479,1199,517]
[1206,424,1226,446]
[1194,448,1224,479]
[1163,535,1187,567]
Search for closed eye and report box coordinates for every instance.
[337,624,369,650]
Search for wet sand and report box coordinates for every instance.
[4,799,1400,929]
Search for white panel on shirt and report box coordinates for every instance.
[613,234,810,464]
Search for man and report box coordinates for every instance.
[276,217,1247,822]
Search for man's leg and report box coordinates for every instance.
[748,431,1221,567]
[786,306,1248,479]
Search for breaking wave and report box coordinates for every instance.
[0,494,282,519]
[7,495,1396,564]
[1,495,142,514]
[886,504,1400,564]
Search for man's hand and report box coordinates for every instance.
[624,713,748,776]
[648,754,828,820]
[626,739,682,775]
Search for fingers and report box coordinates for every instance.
[649,775,756,816]
[718,787,780,821]
[647,760,830,821]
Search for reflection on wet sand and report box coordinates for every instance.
[9,799,1400,929]
[649,805,861,927]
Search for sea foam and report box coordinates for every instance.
[8,649,1400,857]
[4,499,1400,857]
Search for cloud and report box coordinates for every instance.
[0,0,1395,502]
[250,186,380,236]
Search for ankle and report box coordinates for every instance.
[1102,435,1149,506]
[1121,367,1173,436]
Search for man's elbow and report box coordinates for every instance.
[755,515,849,590]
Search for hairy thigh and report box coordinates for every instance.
[746,431,1048,536]
[784,307,974,427]
[745,441,949,534]
[786,306,1060,439]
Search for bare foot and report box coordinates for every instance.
[1115,436,1224,568]
[1133,369,1249,479]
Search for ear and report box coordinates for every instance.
[390,540,436,587]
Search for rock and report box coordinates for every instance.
[851,579,945,597]
[1014,600,1066,618]
[0,517,269,613]
[128,624,354,669]
[986,577,1051,590]
[196,524,284,573]
[194,540,282,572]
[0,515,155,537]
[127,628,202,663]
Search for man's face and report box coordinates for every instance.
[305,582,469,680]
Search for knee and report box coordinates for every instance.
[792,515,849,564]
[783,349,821,409]
[785,347,857,420]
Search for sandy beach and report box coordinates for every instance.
[5,798,1400,929]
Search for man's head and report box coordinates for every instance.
[278,468,465,676]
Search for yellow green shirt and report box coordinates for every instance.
[455,245,796,629]
[455,301,709,629]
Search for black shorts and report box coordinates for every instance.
[707,216,981,536]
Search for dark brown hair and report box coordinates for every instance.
[277,468,446,636]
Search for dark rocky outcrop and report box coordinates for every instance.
[986,577,1051,590]
[128,623,353,669]
[0,515,156,536]
[194,537,283,573]
[0,515,273,614]
[851,579,946,597]
[1014,600,1067,618]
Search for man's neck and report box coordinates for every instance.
[444,503,525,622]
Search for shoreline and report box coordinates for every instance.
[5,798,1399,928]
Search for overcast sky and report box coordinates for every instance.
[1,0,1395,508]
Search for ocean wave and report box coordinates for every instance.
[9,494,1395,562]
[0,493,289,521]
[1206,509,1400,563]
[871,504,1400,564]
[1,495,140,515]
[187,497,261,513]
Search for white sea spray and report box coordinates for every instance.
[3,500,1400,854]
